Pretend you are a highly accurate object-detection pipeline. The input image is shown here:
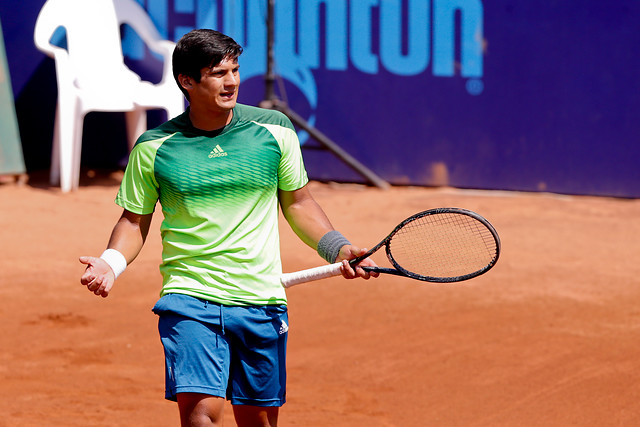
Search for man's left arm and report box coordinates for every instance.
[278,184,378,280]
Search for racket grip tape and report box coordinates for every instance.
[281,262,343,288]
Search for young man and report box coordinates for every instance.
[79,29,377,426]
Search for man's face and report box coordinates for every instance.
[189,57,240,113]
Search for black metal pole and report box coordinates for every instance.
[258,0,389,190]
[263,0,277,104]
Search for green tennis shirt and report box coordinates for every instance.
[115,104,309,306]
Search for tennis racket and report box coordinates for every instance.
[281,207,501,288]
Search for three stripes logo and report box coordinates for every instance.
[279,320,289,335]
[208,144,228,158]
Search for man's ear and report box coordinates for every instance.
[178,74,193,91]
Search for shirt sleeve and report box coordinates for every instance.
[115,139,163,214]
[276,125,309,191]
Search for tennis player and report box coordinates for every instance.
[79,29,377,426]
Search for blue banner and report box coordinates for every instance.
[3,0,639,197]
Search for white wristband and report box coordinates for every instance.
[100,249,127,279]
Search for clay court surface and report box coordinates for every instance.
[1,174,639,426]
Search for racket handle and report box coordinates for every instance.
[281,262,343,288]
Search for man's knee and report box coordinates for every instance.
[233,405,279,427]
[177,393,225,427]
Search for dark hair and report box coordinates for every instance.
[172,29,243,100]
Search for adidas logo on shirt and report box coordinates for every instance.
[208,144,228,158]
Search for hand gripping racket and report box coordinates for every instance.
[281,207,501,288]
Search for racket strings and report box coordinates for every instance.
[389,213,498,279]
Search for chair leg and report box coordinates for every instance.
[166,96,185,122]
[50,105,61,186]
[125,109,147,151]
[69,112,85,191]
[58,102,83,193]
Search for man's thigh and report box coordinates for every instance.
[158,314,230,401]
[224,305,288,406]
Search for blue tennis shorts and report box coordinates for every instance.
[152,293,288,406]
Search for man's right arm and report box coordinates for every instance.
[79,209,153,298]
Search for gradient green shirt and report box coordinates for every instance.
[115,104,309,305]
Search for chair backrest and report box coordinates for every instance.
[34,0,131,87]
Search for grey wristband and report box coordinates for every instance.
[317,230,351,263]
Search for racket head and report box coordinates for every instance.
[383,208,501,282]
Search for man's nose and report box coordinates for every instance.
[224,72,238,86]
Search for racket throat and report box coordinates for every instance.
[362,266,403,276]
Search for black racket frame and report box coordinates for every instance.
[349,207,501,283]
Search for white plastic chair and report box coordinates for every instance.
[34,0,184,192]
